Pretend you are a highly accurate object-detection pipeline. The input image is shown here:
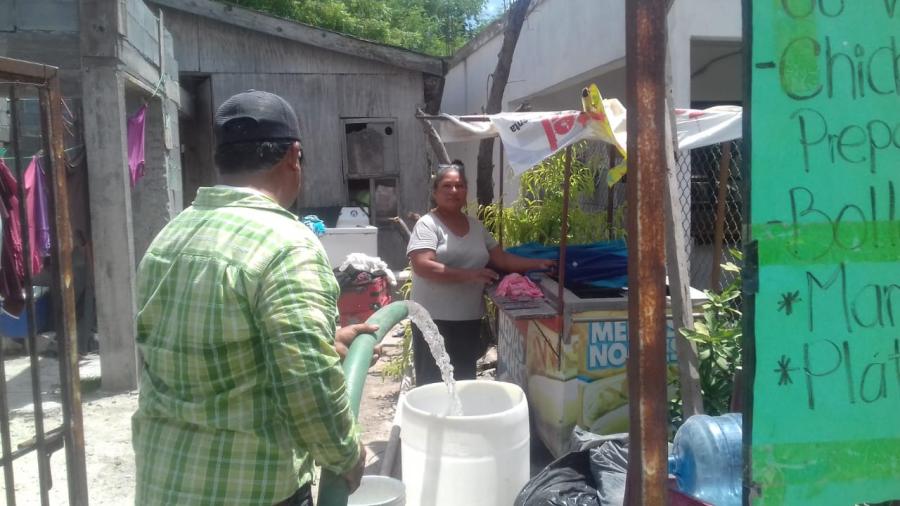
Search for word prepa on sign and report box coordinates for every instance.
[748,1,900,505]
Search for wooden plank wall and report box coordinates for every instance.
[165,10,430,266]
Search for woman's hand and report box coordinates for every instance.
[468,268,500,284]
[530,258,557,272]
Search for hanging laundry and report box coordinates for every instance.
[338,253,397,286]
[301,215,326,236]
[24,155,49,274]
[127,104,147,188]
[0,160,26,315]
[34,157,51,256]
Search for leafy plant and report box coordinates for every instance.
[670,249,744,428]
[480,142,626,246]
[226,0,488,56]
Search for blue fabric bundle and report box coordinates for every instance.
[507,240,628,291]
[301,215,327,237]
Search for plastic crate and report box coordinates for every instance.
[0,291,52,341]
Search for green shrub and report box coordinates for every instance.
[480,143,626,246]
[670,250,744,428]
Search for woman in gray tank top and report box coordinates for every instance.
[406,162,555,384]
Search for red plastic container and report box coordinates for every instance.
[338,276,391,326]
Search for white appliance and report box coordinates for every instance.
[336,207,370,228]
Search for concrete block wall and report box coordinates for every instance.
[1,0,79,32]
[130,91,183,264]
[126,0,162,68]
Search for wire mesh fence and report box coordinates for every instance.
[578,138,746,295]
[677,140,744,292]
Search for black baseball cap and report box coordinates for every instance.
[214,90,302,147]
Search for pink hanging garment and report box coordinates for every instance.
[34,157,51,257]
[127,104,147,188]
[23,156,45,276]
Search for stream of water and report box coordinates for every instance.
[404,301,464,416]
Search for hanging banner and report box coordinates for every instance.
[747,2,900,505]
[674,105,742,151]
[433,102,741,175]
[436,101,626,175]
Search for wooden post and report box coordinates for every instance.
[663,101,704,418]
[663,13,704,418]
[710,142,734,290]
[607,144,618,240]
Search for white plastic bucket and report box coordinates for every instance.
[400,380,530,506]
[348,475,405,506]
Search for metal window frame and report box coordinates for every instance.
[0,56,89,506]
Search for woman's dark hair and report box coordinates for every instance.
[432,162,467,192]
[214,140,297,175]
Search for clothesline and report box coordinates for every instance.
[0,144,85,162]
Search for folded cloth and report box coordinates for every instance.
[496,273,544,300]
[339,253,397,286]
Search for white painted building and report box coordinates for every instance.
[442,0,743,288]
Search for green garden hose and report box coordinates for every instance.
[316,301,410,506]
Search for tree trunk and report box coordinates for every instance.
[416,107,451,166]
[476,0,532,206]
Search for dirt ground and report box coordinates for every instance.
[0,326,408,505]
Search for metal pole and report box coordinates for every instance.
[607,145,617,240]
[0,95,16,501]
[710,142,734,290]
[556,146,573,368]
[10,85,53,506]
[498,140,504,249]
[624,0,669,504]
[41,75,89,505]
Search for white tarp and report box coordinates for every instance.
[674,105,743,151]
[433,104,741,175]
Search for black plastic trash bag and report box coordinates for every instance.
[589,438,629,506]
[514,450,601,506]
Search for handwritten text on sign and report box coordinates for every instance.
[749,1,900,505]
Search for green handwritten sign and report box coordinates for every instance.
[747,1,900,505]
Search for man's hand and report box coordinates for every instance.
[334,323,381,363]
[342,442,367,493]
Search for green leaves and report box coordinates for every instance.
[226,0,488,55]
[672,253,744,425]
[480,143,626,246]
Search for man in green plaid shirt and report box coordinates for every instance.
[133,91,369,505]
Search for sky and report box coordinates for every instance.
[481,0,508,19]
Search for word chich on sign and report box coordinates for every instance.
[748,1,900,505]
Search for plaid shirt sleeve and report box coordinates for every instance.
[255,243,361,474]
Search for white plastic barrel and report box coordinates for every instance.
[400,380,530,506]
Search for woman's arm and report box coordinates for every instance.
[487,246,557,274]
[409,249,499,284]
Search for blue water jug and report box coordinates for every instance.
[668,413,743,506]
